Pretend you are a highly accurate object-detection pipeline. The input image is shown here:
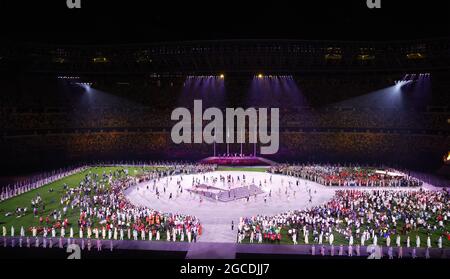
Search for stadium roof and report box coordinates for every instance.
[2,1,449,45]
[1,38,449,74]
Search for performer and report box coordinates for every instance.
[172,228,177,242]
[396,235,401,247]
[388,246,393,259]
[292,230,297,245]
[425,248,430,259]
[187,229,192,243]
[97,239,102,251]
[87,239,92,251]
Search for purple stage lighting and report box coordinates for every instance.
[179,75,226,108]
[247,75,308,108]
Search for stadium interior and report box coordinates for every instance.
[0,0,449,262]
[0,39,449,181]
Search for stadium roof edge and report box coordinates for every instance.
[5,37,450,49]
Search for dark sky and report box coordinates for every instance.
[1,0,448,44]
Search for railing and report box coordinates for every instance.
[0,166,88,202]
[0,160,211,202]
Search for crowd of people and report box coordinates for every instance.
[277,132,449,169]
[1,106,448,131]
[1,131,448,173]
[1,164,216,245]
[1,73,448,172]
[1,161,449,258]
[269,165,423,187]
[239,189,450,250]
[1,74,448,133]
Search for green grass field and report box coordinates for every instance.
[1,166,449,248]
[241,222,450,248]
[0,166,159,236]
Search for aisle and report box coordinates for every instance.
[186,242,237,259]
[197,220,237,243]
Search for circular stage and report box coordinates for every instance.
[124,170,427,243]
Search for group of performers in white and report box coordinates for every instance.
[238,188,449,257]
[0,166,88,202]
[1,164,217,250]
[0,163,448,258]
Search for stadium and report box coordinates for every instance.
[0,1,449,261]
